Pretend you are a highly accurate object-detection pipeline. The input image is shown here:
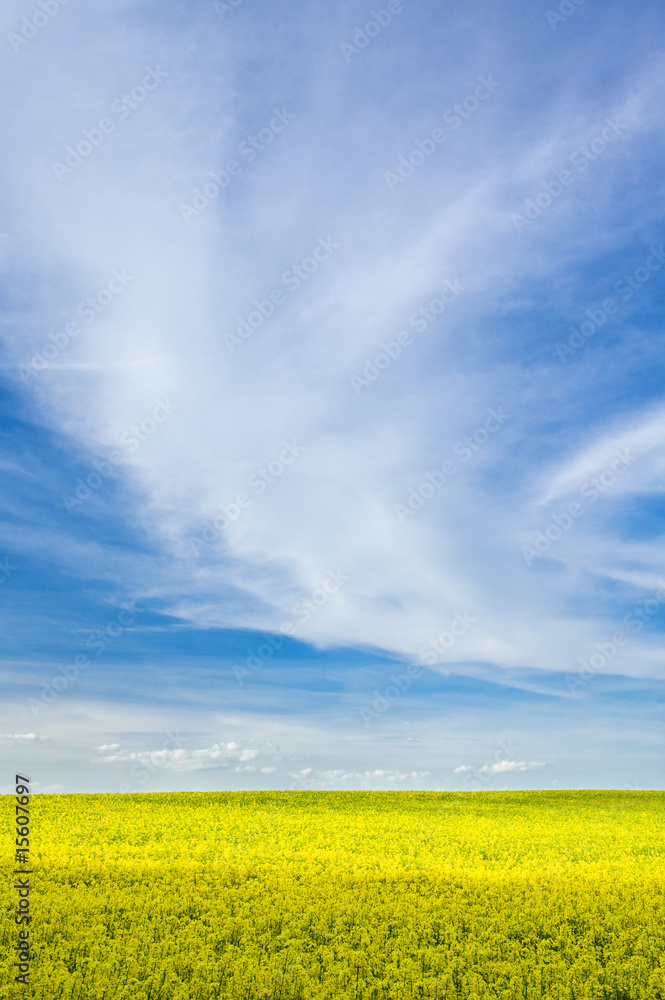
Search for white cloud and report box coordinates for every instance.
[0,733,50,742]
[92,741,259,772]
[478,761,545,775]
[539,405,665,505]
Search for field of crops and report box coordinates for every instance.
[2,789,665,999]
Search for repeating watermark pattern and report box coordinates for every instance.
[116,731,189,793]
[565,581,665,695]
[287,770,310,791]
[556,245,665,363]
[384,76,501,192]
[62,396,180,513]
[340,0,417,63]
[212,0,247,19]
[190,439,305,553]
[394,463,456,523]
[556,298,619,363]
[419,609,477,665]
[394,408,510,523]
[350,279,464,392]
[224,237,340,352]
[8,0,70,55]
[614,246,665,301]
[521,449,638,565]
[27,604,142,716]
[180,109,297,223]
[359,608,478,725]
[511,116,628,233]
[546,0,587,31]
[232,624,295,684]
[618,781,641,806]
[359,664,424,726]
[19,268,135,383]
[0,556,17,585]
[13,773,32,986]
[454,737,545,791]
[51,67,169,181]
[232,569,349,683]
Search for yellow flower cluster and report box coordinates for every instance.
[1,789,664,998]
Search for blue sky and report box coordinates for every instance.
[1,0,665,793]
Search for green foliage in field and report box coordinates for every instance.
[2,790,664,998]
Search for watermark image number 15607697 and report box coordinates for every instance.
[14,773,32,986]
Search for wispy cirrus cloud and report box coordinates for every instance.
[1,0,665,791]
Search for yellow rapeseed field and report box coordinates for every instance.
[2,790,664,999]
